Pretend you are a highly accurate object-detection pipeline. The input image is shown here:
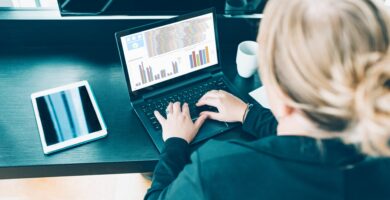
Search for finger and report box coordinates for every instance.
[194,114,208,129]
[154,110,166,124]
[167,102,173,114]
[173,101,181,114]
[182,102,190,116]
[199,90,220,101]
[197,90,223,105]
[207,89,221,96]
[196,97,220,107]
[200,111,224,122]
[218,90,228,95]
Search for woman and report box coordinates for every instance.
[145,0,390,199]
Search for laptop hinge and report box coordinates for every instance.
[142,72,213,100]
[132,99,143,105]
[212,70,223,77]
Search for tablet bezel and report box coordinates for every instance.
[31,80,107,155]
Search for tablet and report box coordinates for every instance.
[31,81,107,154]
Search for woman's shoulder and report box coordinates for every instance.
[193,135,284,160]
[188,137,287,191]
[192,137,276,165]
[195,139,255,157]
[192,135,366,169]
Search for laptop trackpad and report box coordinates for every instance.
[192,120,229,144]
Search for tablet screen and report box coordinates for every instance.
[35,85,102,146]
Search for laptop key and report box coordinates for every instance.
[153,124,160,129]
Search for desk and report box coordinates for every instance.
[0,45,261,179]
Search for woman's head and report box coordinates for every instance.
[258,0,390,156]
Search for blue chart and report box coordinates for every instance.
[135,61,180,87]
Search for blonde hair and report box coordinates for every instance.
[258,0,390,156]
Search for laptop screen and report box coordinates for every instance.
[120,13,218,92]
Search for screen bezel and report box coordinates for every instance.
[115,8,221,101]
[31,81,107,155]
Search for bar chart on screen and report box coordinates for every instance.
[120,13,218,91]
[189,46,210,68]
[135,61,180,87]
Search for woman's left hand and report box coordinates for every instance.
[154,102,208,143]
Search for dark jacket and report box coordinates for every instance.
[145,104,390,200]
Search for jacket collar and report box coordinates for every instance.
[233,135,365,167]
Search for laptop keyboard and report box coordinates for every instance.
[139,77,230,130]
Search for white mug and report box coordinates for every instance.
[236,41,259,78]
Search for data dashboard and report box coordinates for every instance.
[120,13,218,91]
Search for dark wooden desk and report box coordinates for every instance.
[0,45,261,179]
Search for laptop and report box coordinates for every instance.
[115,8,244,152]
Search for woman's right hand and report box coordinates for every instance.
[196,90,248,123]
